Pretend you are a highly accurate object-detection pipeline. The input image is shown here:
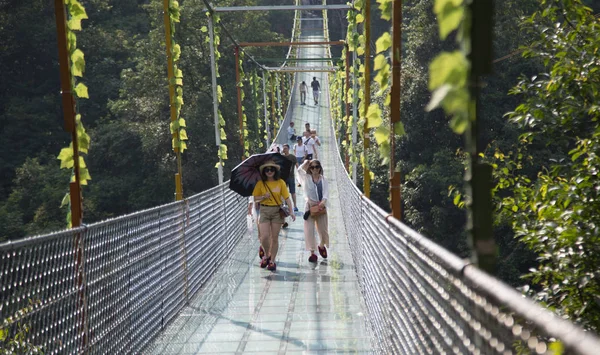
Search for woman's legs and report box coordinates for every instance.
[315,214,329,247]
[269,223,282,261]
[259,222,271,256]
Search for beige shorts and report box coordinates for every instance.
[259,205,284,224]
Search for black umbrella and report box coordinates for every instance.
[229,152,294,197]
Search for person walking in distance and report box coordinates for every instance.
[252,161,296,271]
[293,136,307,187]
[287,121,297,141]
[297,159,329,262]
[303,130,317,160]
[310,77,320,105]
[282,144,298,214]
[299,81,308,105]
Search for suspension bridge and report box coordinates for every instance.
[1,3,600,355]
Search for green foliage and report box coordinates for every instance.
[490,0,600,331]
[166,0,188,153]
[56,0,92,228]
[0,300,43,354]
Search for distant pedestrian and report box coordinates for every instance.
[294,136,307,187]
[287,121,297,141]
[299,81,308,105]
[310,77,320,105]
[302,131,317,160]
[298,159,329,263]
[282,144,298,213]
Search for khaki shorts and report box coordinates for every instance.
[259,205,284,224]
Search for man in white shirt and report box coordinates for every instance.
[302,131,317,160]
[293,136,307,187]
[287,121,297,141]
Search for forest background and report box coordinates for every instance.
[0,0,599,331]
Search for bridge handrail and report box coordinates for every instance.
[327,100,600,354]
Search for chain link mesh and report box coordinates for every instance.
[0,187,247,354]
[329,119,600,355]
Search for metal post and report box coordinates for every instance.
[345,44,351,172]
[235,46,245,159]
[163,0,184,200]
[276,74,282,121]
[389,1,402,220]
[466,0,495,273]
[54,0,83,226]
[262,71,271,147]
[54,3,87,350]
[270,73,276,139]
[208,15,224,184]
[363,0,372,197]
[352,50,358,185]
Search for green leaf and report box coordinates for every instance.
[219,144,228,159]
[71,49,85,77]
[449,113,468,134]
[74,82,88,99]
[179,129,188,140]
[60,192,70,208]
[375,32,392,54]
[366,104,383,128]
[377,0,393,21]
[394,122,405,136]
[374,126,390,145]
[428,51,468,90]
[220,127,226,140]
[178,118,186,127]
[200,26,208,33]
[434,0,464,39]
[355,13,364,24]
[79,167,91,185]
[374,54,388,71]
[0,327,7,341]
[172,44,181,62]
[68,0,88,22]
[426,84,451,112]
[58,147,74,169]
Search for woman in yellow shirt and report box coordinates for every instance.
[252,161,296,271]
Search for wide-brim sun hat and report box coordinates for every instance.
[259,160,280,174]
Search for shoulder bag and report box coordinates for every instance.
[264,182,290,219]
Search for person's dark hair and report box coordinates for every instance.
[313,77,316,81]
[261,167,281,181]
[283,144,290,149]
[307,159,324,176]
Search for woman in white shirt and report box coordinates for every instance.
[297,159,329,262]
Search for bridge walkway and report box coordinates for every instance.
[147,25,373,355]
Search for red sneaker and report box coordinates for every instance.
[308,254,318,263]
[260,256,270,268]
[266,262,277,271]
[318,245,327,259]
[259,246,265,259]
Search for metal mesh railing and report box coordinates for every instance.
[0,184,247,354]
[328,117,600,354]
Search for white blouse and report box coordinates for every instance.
[297,162,329,206]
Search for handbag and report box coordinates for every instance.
[310,205,326,217]
[264,182,290,219]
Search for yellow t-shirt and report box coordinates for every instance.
[253,179,290,206]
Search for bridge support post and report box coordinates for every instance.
[466,0,496,273]
[362,0,371,198]
[262,71,271,147]
[208,15,224,184]
[235,46,245,160]
[54,2,88,351]
[389,1,402,220]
